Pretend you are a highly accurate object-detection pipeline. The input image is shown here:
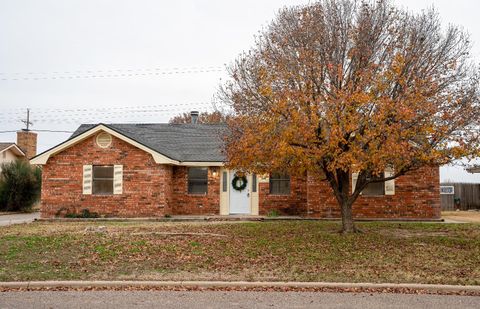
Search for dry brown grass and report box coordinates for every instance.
[0,221,479,285]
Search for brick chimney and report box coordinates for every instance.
[17,130,37,159]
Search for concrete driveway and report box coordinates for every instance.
[442,211,480,223]
[0,291,479,309]
[0,212,40,226]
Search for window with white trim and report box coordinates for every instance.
[352,169,395,196]
[252,173,257,193]
[222,171,228,192]
[92,166,114,195]
[362,179,385,196]
[269,172,290,195]
[188,167,208,194]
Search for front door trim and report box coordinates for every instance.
[219,169,259,215]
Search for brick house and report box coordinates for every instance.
[31,120,440,219]
[0,143,25,173]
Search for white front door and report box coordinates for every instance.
[229,170,250,214]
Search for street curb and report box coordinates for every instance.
[0,281,478,293]
[0,212,30,216]
[36,217,445,223]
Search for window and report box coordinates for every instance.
[252,173,257,193]
[222,171,228,192]
[352,170,394,196]
[96,132,112,148]
[92,166,114,195]
[362,181,385,196]
[269,172,290,195]
[361,173,385,196]
[2,152,5,159]
[188,167,208,194]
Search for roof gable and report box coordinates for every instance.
[0,143,26,157]
[71,123,227,162]
[31,123,227,165]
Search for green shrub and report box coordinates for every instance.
[65,209,99,218]
[267,209,280,217]
[0,159,42,212]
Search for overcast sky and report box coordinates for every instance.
[0,0,479,182]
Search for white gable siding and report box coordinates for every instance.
[0,149,22,173]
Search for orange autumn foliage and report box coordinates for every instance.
[220,0,480,232]
[169,111,229,124]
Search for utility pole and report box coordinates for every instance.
[21,108,33,131]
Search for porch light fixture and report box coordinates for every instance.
[211,167,219,177]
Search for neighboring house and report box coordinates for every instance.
[0,130,38,173]
[31,116,440,219]
[0,143,26,172]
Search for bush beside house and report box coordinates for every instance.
[0,159,42,212]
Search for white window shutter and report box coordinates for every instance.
[83,165,92,195]
[351,172,359,193]
[114,165,123,195]
[384,167,395,195]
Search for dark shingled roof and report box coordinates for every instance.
[0,143,15,152]
[71,123,228,162]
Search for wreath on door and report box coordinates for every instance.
[232,174,248,191]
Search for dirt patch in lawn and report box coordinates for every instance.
[0,221,479,285]
[382,229,452,238]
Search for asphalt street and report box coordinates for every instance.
[0,291,479,309]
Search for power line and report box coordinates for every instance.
[0,65,224,76]
[0,102,214,117]
[0,130,74,134]
[0,103,220,134]
[0,65,226,81]
[0,104,219,127]
[0,109,216,124]
[35,129,75,133]
[0,110,213,123]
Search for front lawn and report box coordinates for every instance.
[0,221,479,285]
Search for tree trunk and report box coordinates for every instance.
[340,199,357,233]
[335,169,359,234]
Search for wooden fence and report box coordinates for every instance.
[440,183,480,211]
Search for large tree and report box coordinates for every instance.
[220,0,480,233]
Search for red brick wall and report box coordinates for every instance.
[41,134,172,218]
[304,166,441,219]
[258,176,308,215]
[41,131,440,219]
[305,174,338,218]
[170,166,220,215]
